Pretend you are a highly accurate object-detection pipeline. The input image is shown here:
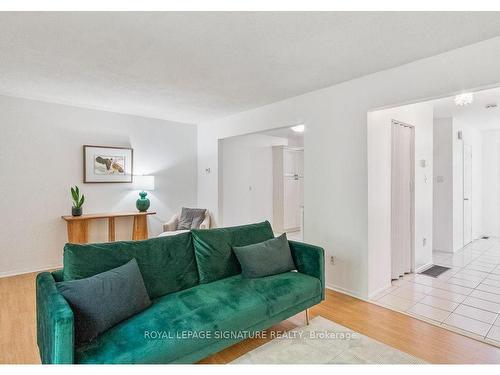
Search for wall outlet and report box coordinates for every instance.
[423,238,427,246]
[330,256,335,265]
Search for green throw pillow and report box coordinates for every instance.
[233,233,296,278]
[57,258,152,345]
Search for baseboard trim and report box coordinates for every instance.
[368,283,392,300]
[415,262,433,273]
[433,248,454,254]
[325,282,368,301]
[0,263,62,279]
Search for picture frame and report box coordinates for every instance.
[83,145,133,183]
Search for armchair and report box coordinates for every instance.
[159,209,211,237]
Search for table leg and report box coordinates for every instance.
[108,217,116,242]
[67,220,89,244]
[132,215,148,240]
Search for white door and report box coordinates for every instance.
[282,148,304,232]
[295,150,304,177]
[283,149,296,175]
[283,175,301,230]
[463,144,473,245]
[391,121,414,280]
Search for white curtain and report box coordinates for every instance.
[391,123,413,279]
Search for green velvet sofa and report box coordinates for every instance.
[36,221,324,364]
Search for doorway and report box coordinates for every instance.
[218,126,304,240]
[391,120,415,279]
[463,144,473,246]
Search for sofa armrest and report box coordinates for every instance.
[51,269,64,282]
[163,214,179,232]
[289,241,325,300]
[36,272,74,364]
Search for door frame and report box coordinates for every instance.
[391,119,416,275]
[217,125,306,230]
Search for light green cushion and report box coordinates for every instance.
[75,272,322,364]
[62,233,198,299]
[233,233,295,278]
[191,221,275,284]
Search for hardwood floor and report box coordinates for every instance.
[1,272,500,364]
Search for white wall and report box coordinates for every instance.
[198,36,500,299]
[0,95,198,277]
[367,103,434,296]
[220,133,288,226]
[433,118,454,252]
[482,130,500,237]
[452,119,483,249]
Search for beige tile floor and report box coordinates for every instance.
[371,237,500,346]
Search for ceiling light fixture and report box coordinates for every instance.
[291,124,305,133]
[454,92,474,107]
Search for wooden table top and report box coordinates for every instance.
[61,211,156,221]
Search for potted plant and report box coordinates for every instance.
[70,186,85,216]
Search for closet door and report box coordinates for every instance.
[275,147,304,233]
[391,122,414,279]
[283,149,296,175]
[295,150,304,177]
[284,176,300,230]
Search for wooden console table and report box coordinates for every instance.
[61,211,156,244]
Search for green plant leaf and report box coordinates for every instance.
[78,195,85,208]
[71,187,78,203]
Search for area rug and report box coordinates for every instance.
[231,316,426,364]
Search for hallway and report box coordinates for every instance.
[372,237,500,346]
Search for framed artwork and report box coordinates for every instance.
[83,145,133,183]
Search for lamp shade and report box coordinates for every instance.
[134,175,155,191]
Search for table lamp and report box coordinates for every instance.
[134,175,155,212]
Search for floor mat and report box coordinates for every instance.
[418,265,450,278]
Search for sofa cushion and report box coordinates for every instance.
[75,271,321,364]
[63,233,198,299]
[57,259,152,345]
[233,233,295,278]
[191,221,274,284]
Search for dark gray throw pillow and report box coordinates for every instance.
[233,233,296,278]
[56,258,151,345]
[178,207,206,230]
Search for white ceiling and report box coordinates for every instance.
[260,126,305,141]
[2,12,500,124]
[432,86,500,131]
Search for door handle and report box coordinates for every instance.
[464,198,469,201]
